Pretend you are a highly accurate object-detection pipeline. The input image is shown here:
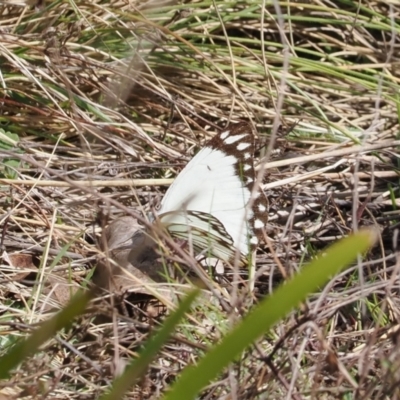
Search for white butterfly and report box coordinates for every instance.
[95,122,268,290]
[153,122,268,266]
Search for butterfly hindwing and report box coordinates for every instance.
[157,122,268,264]
[158,210,239,263]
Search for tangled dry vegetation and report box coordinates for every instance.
[1,0,400,398]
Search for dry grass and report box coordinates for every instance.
[1,0,400,398]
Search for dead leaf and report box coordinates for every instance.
[93,216,164,293]
[2,252,37,281]
[45,274,80,308]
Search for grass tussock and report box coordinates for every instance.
[1,0,400,398]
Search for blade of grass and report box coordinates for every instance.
[163,229,377,400]
[0,289,93,380]
[99,287,200,400]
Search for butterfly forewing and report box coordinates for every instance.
[157,122,268,264]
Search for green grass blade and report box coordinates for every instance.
[99,288,200,400]
[0,289,93,380]
[163,229,377,400]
